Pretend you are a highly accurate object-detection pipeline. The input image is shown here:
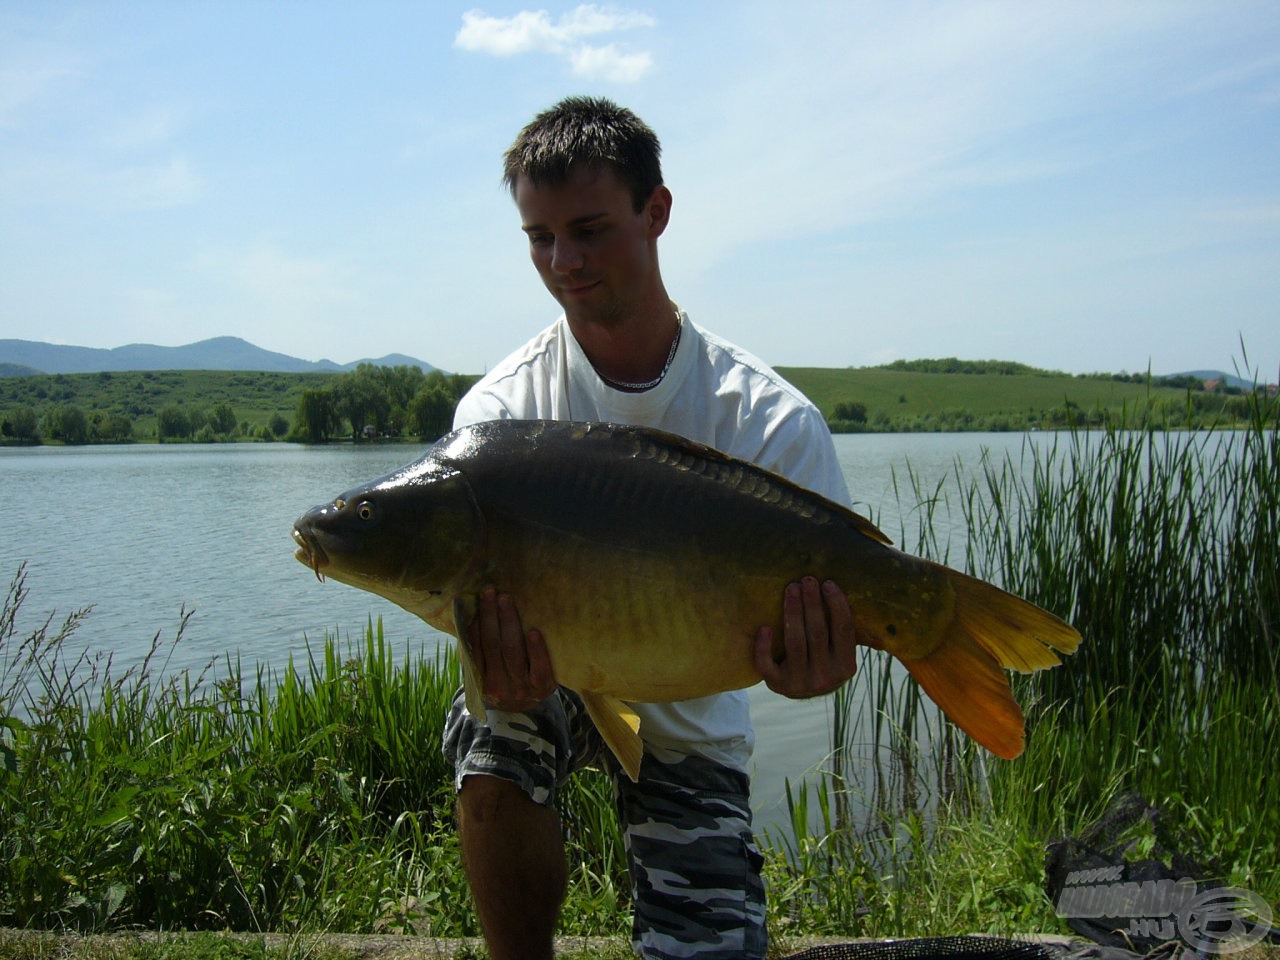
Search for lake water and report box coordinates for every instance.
[1,431,1044,831]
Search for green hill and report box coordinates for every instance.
[776,365,1255,431]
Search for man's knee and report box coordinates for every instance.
[459,773,540,825]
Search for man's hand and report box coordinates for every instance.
[754,577,858,699]
[466,586,556,711]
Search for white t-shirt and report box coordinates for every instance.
[453,310,850,771]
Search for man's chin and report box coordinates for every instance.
[560,297,625,330]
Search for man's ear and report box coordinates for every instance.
[646,185,672,239]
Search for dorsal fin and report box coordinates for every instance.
[600,421,894,547]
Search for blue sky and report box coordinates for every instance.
[2,1,1278,379]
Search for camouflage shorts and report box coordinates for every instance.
[442,686,767,960]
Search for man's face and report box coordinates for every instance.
[514,165,669,328]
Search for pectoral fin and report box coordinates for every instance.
[452,596,487,722]
[581,691,643,782]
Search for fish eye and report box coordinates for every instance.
[357,501,375,521]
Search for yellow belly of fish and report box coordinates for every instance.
[487,536,775,702]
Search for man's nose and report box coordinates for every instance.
[550,239,585,275]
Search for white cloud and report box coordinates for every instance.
[569,43,652,82]
[455,4,655,82]
[662,1,1231,275]
[456,9,553,55]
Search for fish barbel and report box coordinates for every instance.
[292,419,1080,780]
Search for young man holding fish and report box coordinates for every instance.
[444,97,860,960]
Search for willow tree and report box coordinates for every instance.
[292,389,337,443]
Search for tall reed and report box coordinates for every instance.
[965,421,1279,701]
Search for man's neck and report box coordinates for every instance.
[568,293,681,388]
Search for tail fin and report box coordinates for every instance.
[948,569,1081,671]
[901,572,1081,759]
[902,626,1027,759]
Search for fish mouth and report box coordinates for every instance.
[292,527,329,582]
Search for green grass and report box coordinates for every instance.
[777,366,1179,419]
[0,582,627,937]
[777,366,1267,431]
[0,930,640,960]
[3,398,1277,947]
[0,931,366,960]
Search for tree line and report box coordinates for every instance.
[0,401,293,444]
[0,365,478,445]
[290,364,478,443]
[877,358,1057,376]
[2,406,136,444]
[826,390,1277,434]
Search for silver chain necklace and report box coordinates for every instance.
[599,313,683,392]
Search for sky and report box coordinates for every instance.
[2,1,1278,379]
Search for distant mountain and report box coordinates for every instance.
[0,336,439,376]
[0,362,43,377]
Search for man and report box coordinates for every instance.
[442,96,859,960]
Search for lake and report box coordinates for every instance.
[1,431,1044,830]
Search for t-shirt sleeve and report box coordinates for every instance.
[758,404,851,507]
[452,388,513,431]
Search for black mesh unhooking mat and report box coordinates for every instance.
[783,935,1053,960]
[781,935,1182,960]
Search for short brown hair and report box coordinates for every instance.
[503,96,663,213]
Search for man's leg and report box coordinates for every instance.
[459,774,566,960]
[443,686,604,959]
[614,748,767,960]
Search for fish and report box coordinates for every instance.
[291,419,1080,781]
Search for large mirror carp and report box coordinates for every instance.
[293,419,1080,780]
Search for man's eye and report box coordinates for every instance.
[529,233,552,246]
